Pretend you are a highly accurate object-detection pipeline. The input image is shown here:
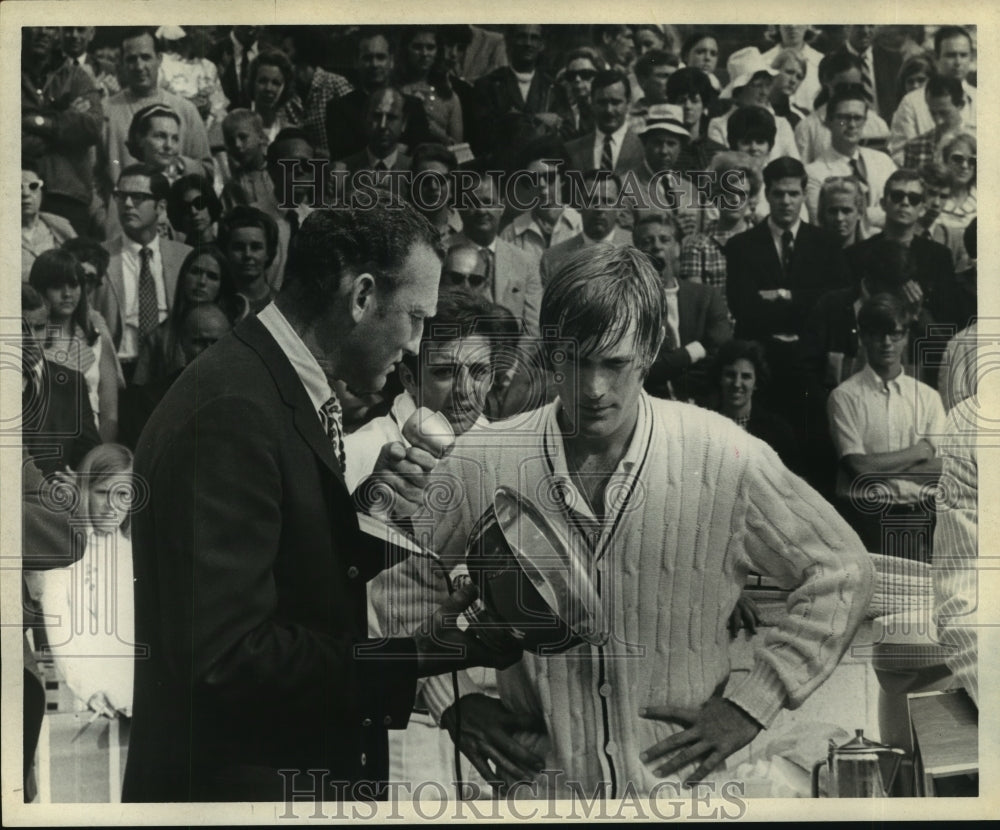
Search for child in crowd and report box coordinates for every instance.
[40,444,136,718]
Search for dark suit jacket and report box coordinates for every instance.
[724,221,851,342]
[471,66,555,155]
[334,149,412,175]
[209,36,254,110]
[847,233,964,329]
[324,88,430,164]
[645,280,733,401]
[832,43,904,123]
[22,360,100,478]
[565,128,646,180]
[122,317,419,802]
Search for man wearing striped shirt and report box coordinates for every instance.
[381,244,874,797]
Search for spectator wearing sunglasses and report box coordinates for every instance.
[22,163,77,281]
[440,244,491,297]
[805,84,897,229]
[936,131,976,233]
[827,292,947,560]
[553,48,599,141]
[167,174,223,246]
[849,169,962,329]
[96,164,193,383]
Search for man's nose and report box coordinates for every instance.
[580,368,608,398]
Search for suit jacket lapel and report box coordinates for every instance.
[756,222,784,280]
[493,241,512,307]
[235,316,342,480]
[676,280,699,345]
[161,242,182,315]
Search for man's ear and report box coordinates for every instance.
[398,361,418,398]
[350,272,377,324]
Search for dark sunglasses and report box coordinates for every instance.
[184,195,208,212]
[564,69,597,82]
[443,270,487,288]
[886,190,924,206]
[22,180,44,192]
[948,153,976,167]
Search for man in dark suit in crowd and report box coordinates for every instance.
[324,30,430,163]
[210,26,262,110]
[333,87,412,177]
[833,26,904,124]
[633,214,732,403]
[21,284,100,479]
[471,24,555,157]
[724,157,850,425]
[564,70,645,180]
[123,204,513,802]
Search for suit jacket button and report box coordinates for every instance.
[383,715,392,726]
[360,753,367,766]
[347,566,359,578]
[362,717,372,727]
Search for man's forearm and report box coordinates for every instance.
[844,441,932,476]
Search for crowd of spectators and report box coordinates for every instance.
[21,22,978,800]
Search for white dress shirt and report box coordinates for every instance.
[591,120,630,170]
[119,235,168,361]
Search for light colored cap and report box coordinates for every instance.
[636,103,691,138]
[720,46,779,99]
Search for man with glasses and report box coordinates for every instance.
[97,164,192,384]
[827,292,947,559]
[805,85,897,229]
[848,170,963,340]
[453,174,542,338]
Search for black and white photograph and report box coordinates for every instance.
[2,1,994,823]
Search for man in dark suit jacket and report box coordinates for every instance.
[332,87,412,178]
[633,214,732,403]
[209,26,261,110]
[471,25,555,157]
[122,205,510,802]
[834,26,905,124]
[724,157,850,424]
[324,31,430,162]
[564,69,646,181]
[21,288,101,477]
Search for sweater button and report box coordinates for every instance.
[605,740,618,755]
[347,566,359,578]
[362,717,372,727]
[383,715,392,726]
[599,683,612,697]
[360,753,367,766]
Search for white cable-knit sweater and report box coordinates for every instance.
[378,393,875,796]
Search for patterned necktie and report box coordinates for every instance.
[780,230,794,274]
[318,395,347,472]
[849,155,868,187]
[138,246,159,339]
[600,133,614,171]
[859,51,875,106]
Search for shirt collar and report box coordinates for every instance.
[512,68,535,84]
[257,301,333,413]
[367,147,398,167]
[543,390,650,483]
[123,233,161,257]
[768,217,801,243]
[599,120,630,144]
[861,362,905,393]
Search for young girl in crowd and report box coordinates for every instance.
[40,444,136,719]
[28,249,120,443]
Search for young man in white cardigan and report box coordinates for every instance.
[376,243,875,798]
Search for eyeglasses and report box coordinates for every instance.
[564,69,596,82]
[113,190,156,204]
[947,153,976,167]
[835,114,866,126]
[184,195,208,212]
[886,190,924,206]
[443,270,488,289]
[21,180,44,193]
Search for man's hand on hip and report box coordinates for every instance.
[639,696,761,784]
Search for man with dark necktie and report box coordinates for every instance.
[332,86,413,181]
[805,84,897,229]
